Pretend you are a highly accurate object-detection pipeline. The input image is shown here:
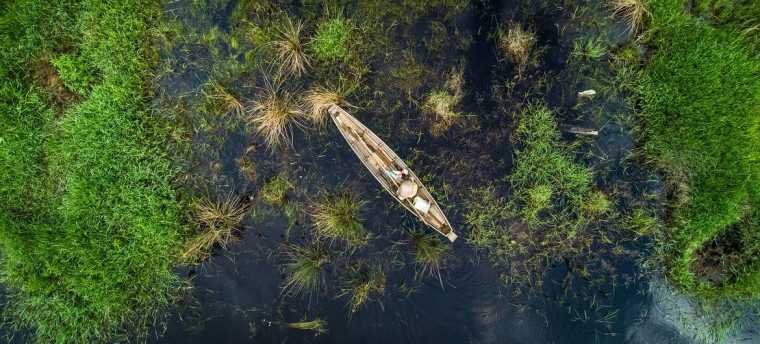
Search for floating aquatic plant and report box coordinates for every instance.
[286,318,328,335]
[608,0,650,35]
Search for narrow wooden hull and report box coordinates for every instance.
[328,105,458,242]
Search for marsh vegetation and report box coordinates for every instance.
[311,192,369,248]
[2,0,760,343]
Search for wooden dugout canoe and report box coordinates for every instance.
[327,105,458,242]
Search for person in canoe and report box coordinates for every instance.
[386,168,432,215]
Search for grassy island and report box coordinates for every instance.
[638,0,760,297]
[0,1,185,342]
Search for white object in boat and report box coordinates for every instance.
[413,196,431,214]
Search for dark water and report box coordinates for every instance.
[147,1,756,344]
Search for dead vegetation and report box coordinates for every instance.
[32,58,79,111]
[497,23,536,76]
[423,67,465,135]
[247,76,305,148]
[608,0,650,35]
[181,194,249,264]
[270,17,310,77]
[303,86,348,126]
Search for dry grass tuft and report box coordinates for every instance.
[303,86,350,126]
[270,17,310,77]
[181,194,249,264]
[424,67,464,135]
[497,23,536,76]
[248,76,305,148]
[608,0,650,35]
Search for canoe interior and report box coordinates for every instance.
[328,105,458,242]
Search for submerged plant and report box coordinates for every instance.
[248,76,304,148]
[338,263,386,314]
[270,17,310,77]
[608,0,649,35]
[237,154,257,182]
[311,17,353,62]
[182,194,249,264]
[281,243,329,298]
[260,174,293,206]
[497,23,536,75]
[311,192,368,247]
[203,81,245,117]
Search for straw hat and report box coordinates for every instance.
[397,180,418,200]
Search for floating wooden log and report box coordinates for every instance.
[563,126,599,136]
[577,89,597,98]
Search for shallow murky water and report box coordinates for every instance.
[146,1,757,343]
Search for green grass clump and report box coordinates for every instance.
[0,1,186,342]
[260,175,293,206]
[311,192,369,247]
[338,262,386,314]
[310,17,352,62]
[638,0,760,297]
[423,67,465,135]
[411,231,449,280]
[281,243,329,298]
[571,37,607,60]
[509,104,597,233]
[623,208,660,237]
